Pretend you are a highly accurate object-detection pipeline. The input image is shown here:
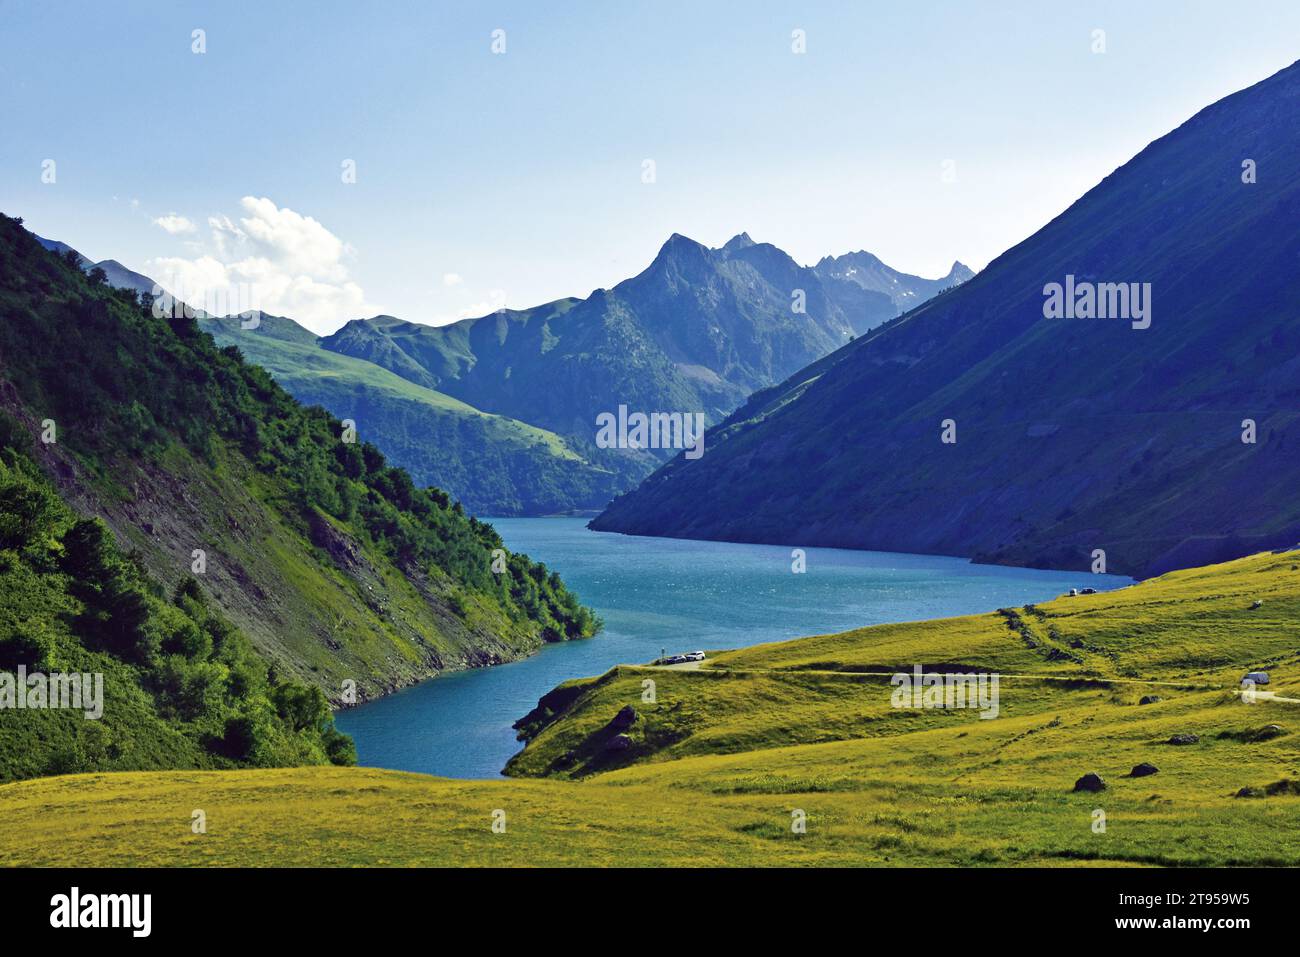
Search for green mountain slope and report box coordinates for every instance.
[27,237,635,517]
[0,448,354,782]
[3,548,1297,866]
[320,235,961,461]
[593,61,1300,579]
[201,315,627,516]
[33,234,160,298]
[0,213,598,707]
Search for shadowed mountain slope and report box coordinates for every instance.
[593,61,1300,579]
[321,236,965,457]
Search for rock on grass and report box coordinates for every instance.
[1073,772,1106,792]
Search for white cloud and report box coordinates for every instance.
[146,197,374,334]
[442,272,463,287]
[450,288,508,322]
[148,255,229,294]
[235,197,349,280]
[426,283,511,325]
[153,213,197,234]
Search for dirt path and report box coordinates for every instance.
[636,662,1286,696]
[647,660,705,671]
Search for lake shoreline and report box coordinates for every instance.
[336,517,1133,779]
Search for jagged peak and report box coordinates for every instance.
[720,232,755,253]
[327,316,385,337]
[647,232,713,272]
[658,232,707,252]
[342,314,410,331]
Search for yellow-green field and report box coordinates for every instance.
[3,550,1299,866]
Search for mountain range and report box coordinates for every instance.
[198,313,632,516]
[41,229,967,517]
[1,217,963,780]
[593,59,1300,579]
[815,250,973,312]
[322,234,970,443]
[5,49,1299,870]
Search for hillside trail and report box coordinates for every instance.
[641,663,1300,704]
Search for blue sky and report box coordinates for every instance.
[2,0,1297,333]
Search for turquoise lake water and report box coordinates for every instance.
[335,518,1132,778]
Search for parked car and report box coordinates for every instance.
[655,651,707,665]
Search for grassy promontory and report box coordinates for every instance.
[3,549,1298,866]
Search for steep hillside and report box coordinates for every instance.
[34,235,159,298]
[321,236,960,456]
[201,315,628,516]
[4,549,1298,867]
[594,61,1300,579]
[0,214,598,705]
[0,446,354,782]
[32,234,632,517]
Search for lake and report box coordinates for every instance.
[335,518,1132,778]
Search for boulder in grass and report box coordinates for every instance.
[1073,772,1106,792]
[1249,724,1285,742]
[605,733,633,753]
[607,705,637,732]
[1236,786,1264,799]
[1130,763,1159,778]
[1167,733,1200,745]
[1139,695,1162,705]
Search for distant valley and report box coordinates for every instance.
[43,230,968,518]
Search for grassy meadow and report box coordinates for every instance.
[3,549,1298,866]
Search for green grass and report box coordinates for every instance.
[204,323,583,460]
[3,549,1299,866]
[201,317,628,516]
